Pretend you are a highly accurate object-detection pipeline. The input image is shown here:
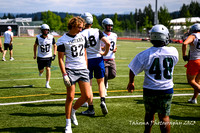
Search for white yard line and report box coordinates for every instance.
[0,74,186,82]
[0,93,193,106]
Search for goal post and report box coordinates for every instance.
[18,26,41,37]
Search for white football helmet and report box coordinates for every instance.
[102,18,113,30]
[150,24,170,46]
[7,26,12,30]
[189,23,200,33]
[41,24,50,30]
[81,12,93,25]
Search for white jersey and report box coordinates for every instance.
[81,28,104,59]
[189,33,200,60]
[4,30,13,44]
[35,34,55,58]
[101,32,117,59]
[57,33,87,69]
[128,46,179,90]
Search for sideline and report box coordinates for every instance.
[0,93,194,106]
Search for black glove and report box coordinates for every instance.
[52,54,56,61]
[183,55,189,61]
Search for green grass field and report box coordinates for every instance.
[0,37,199,133]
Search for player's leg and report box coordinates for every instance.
[97,78,106,98]
[187,74,200,93]
[144,112,155,133]
[188,73,200,103]
[158,114,170,133]
[73,81,91,110]
[81,80,95,116]
[9,44,14,61]
[2,43,8,61]
[70,81,90,126]
[65,85,76,132]
[45,67,51,88]
[96,78,108,115]
[108,60,116,80]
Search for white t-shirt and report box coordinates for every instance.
[35,34,55,58]
[128,46,179,90]
[189,33,200,60]
[57,33,87,69]
[4,30,13,44]
[81,28,104,59]
[101,32,117,59]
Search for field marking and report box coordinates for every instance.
[0,93,194,106]
[0,73,187,82]
[0,88,193,99]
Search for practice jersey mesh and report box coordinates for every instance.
[57,33,87,69]
[128,46,179,90]
[101,32,117,59]
[35,34,55,58]
[81,28,104,59]
[189,33,200,60]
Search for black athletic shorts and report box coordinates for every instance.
[37,57,52,70]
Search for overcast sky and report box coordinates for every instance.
[0,0,195,15]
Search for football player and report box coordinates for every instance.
[127,24,179,133]
[80,12,110,116]
[33,24,57,88]
[101,18,117,96]
[2,26,14,61]
[182,23,200,104]
[57,16,91,133]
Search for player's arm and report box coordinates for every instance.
[182,35,195,61]
[84,48,88,68]
[58,51,66,74]
[9,34,13,46]
[127,70,135,93]
[58,49,71,87]
[100,36,110,56]
[52,38,57,61]
[0,38,3,53]
[33,38,38,59]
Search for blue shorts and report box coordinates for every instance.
[88,57,105,79]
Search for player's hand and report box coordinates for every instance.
[33,56,36,59]
[52,54,56,61]
[127,83,135,93]
[183,55,189,61]
[63,73,71,87]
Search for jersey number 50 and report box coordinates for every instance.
[149,58,173,80]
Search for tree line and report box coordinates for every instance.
[1,1,200,33]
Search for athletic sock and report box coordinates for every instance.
[66,119,71,127]
[101,97,105,103]
[71,108,76,114]
[88,105,94,111]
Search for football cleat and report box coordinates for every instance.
[45,84,51,89]
[65,126,72,133]
[81,102,89,107]
[39,72,43,77]
[188,98,197,104]
[10,57,14,61]
[81,109,95,116]
[71,112,78,126]
[100,101,108,115]
[2,57,6,61]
